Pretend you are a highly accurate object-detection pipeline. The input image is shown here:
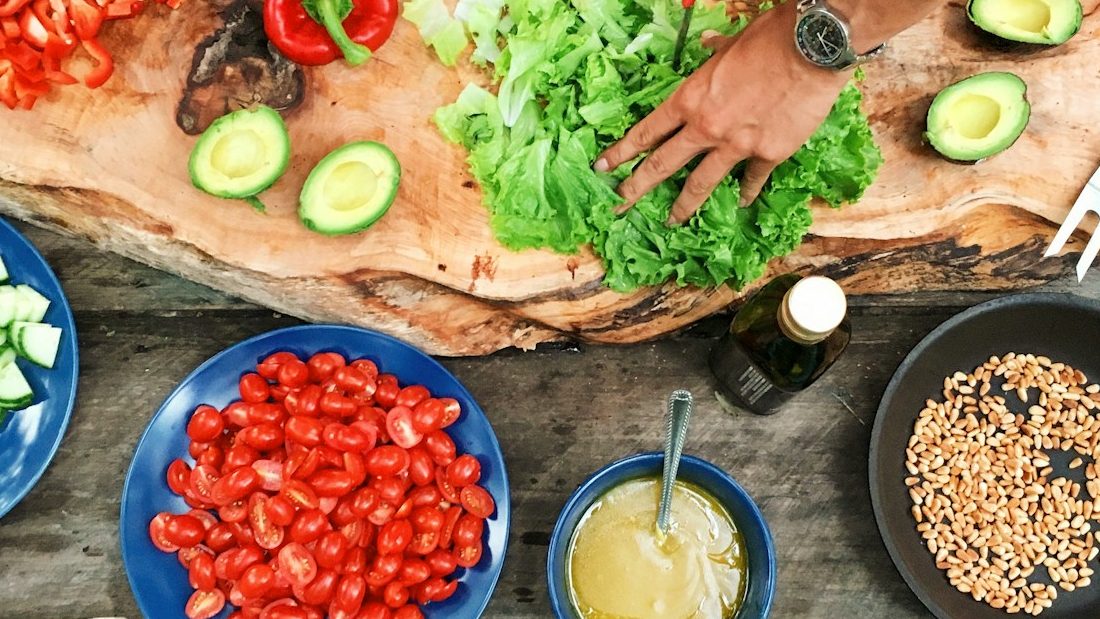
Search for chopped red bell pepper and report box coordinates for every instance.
[78,37,109,87]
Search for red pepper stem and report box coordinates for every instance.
[316,0,371,66]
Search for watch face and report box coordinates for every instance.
[797,12,846,65]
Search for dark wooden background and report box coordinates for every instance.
[0,221,1096,618]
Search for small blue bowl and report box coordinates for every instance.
[120,325,510,619]
[547,452,776,619]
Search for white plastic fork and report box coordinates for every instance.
[1045,163,1100,282]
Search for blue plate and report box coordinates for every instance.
[0,217,79,519]
[120,325,510,619]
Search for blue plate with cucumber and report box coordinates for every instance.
[0,217,77,519]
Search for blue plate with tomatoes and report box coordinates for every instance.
[120,325,510,619]
[0,217,79,519]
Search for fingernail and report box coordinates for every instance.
[594,158,609,172]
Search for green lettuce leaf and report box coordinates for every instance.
[428,0,883,292]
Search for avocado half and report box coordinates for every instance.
[189,105,291,199]
[299,141,402,236]
[925,72,1031,163]
[967,0,1082,45]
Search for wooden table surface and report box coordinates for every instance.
[1,221,1097,619]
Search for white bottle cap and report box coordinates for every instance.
[783,276,847,342]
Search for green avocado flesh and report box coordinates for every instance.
[189,106,290,199]
[967,0,1082,45]
[926,72,1031,162]
[299,141,401,236]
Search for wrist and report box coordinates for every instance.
[826,0,889,52]
[772,1,854,82]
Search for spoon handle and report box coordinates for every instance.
[657,389,694,535]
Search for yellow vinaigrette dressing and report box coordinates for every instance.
[567,478,748,618]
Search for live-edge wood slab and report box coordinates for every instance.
[0,1,1098,355]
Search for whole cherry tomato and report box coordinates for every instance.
[374,381,399,409]
[382,581,409,608]
[425,549,456,577]
[309,469,358,498]
[452,514,483,547]
[446,454,481,488]
[365,446,409,477]
[239,563,277,599]
[239,423,285,451]
[264,495,296,527]
[350,488,380,518]
[334,366,371,394]
[407,486,441,508]
[239,373,271,403]
[287,416,324,446]
[297,568,339,606]
[188,406,225,442]
[423,431,456,466]
[223,445,261,472]
[165,514,207,548]
[205,523,236,553]
[211,467,261,506]
[397,558,431,586]
[258,351,300,379]
[365,553,402,587]
[315,531,350,569]
[357,602,392,619]
[395,386,430,409]
[376,520,413,555]
[290,508,331,544]
[392,605,423,619]
[410,400,444,433]
[320,392,358,418]
[334,574,367,613]
[188,551,217,590]
[277,359,310,388]
[307,352,345,383]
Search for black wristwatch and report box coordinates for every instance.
[794,0,886,70]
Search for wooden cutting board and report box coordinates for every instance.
[0,0,1098,356]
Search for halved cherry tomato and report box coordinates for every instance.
[407,529,438,556]
[149,512,179,552]
[179,544,215,569]
[358,602,392,619]
[437,398,461,428]
[438,506,461,549]
[431,579,457,602]
[334,366,371,394]
[344,452,367,485]
[287,449,323,481]
[278,542,319,588]
[188,509,218,531]
[188,405,225,442]
[249,493,286,550]
[282,480,321,511]
[446,455,481,488]
[167,459,193,496]
[185,588,226,619]
[435,467,460,503]
[216,546,265,580]
[285,384,323,418]
[253,460,283,492]
[395,386,430,409]
[342,545,369,574]
[385,407,422,449]
[219,499,249,523]
[460,485,495,519]
[240,373,271,403]
[197,445,225,470]
[350,488,379,518]
[423,431,456,466]
[370,476,409,504]
[454,542,483,568]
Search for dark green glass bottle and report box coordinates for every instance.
[709,274,851,415]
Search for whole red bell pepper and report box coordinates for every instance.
[263,0,397,67]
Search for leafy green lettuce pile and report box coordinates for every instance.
[416,0,883,292]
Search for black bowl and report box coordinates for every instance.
[870,293,1100,619]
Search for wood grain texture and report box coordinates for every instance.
[0,3,1098,356]
[3,224,1100,618]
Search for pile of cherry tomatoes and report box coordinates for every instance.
[147,350,496,619]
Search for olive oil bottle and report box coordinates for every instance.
[709,274,850,415]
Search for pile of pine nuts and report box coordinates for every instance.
[906,353,1100,615]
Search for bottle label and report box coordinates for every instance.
[710,339,795,416]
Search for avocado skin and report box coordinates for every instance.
[188,105,291,199]
[966,0,1083,46]
[298,141,402,237]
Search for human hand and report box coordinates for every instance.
[595,2,852,225]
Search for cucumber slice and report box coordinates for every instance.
[13,285,50,323]
[0,286,15,327]
[0,362,32,409]
[0,347,14,367]
[11,322,61,368]
[0,255,7,284]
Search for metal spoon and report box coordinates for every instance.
[657,389,694,536]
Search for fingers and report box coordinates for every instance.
[595,99,681,173]
[738,158,779,207]
[614,132,705,214]
[667,150,739,225]
[700,29,736,52]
